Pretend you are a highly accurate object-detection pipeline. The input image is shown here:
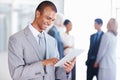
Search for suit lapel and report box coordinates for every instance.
[93,34,97,43]
[100,31,104,38]
[24,26,42,60]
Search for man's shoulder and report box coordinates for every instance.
[101,31,104,35]
[48,26,58,36]
[91,33,96,37]
[48,26,56,32]
[9,27,27,40]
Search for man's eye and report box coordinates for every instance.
[47,17,51,20]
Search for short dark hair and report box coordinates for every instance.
[36,1,57,13]
[64,19,71,26]
[95,18,103,25]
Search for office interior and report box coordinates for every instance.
[0,0,120,80]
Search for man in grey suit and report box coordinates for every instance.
[8,1,76,80]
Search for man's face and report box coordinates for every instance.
[36,7,56,31]
[94,22,101,30]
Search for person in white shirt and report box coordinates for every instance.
[61,19,74,56]
[61,19,75,80]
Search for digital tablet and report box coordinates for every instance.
[54,49,84,67]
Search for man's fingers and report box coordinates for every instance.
[64,61,73,68]
[71,57,76,63]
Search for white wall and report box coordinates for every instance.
[64,0,111,49]
[0,53,12,80]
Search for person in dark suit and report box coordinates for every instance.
[86,18,104,80]
[48,13,64,59]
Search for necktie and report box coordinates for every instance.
[38,32,47,75]
[38,32,46,59]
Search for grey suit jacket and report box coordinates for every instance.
[8,26,67,80]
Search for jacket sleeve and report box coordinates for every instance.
[8,36,45,80]
[88,36,93,57]
[96,34,109,64]
[86,35,93,65]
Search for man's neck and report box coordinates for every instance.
[97,29,101,32]
[66,31,69,34]
[32,22,43,33]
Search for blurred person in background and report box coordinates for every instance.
[94,18,118,80]
[86,18,104,80]
[61,19,76,80]
[48,13,65,59]
[62,19,74,56]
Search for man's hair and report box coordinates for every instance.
[95,18,103,25]
[36,1,57,13]
[64,19,71,26]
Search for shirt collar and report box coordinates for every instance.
[96,31,102,37]
[97,31,102,35]
[29,24,44,38]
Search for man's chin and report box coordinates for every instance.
[43,27,47,30]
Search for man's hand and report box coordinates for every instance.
[94,62,99,68]
[42,58,59,66]
[63,57,76,73]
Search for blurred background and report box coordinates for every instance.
[0,0,120,80]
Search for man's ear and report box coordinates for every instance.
[36,10,40,18]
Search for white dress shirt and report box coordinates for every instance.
[61,32,74,56]
[29,24,44,43]
[29,24,46,59]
